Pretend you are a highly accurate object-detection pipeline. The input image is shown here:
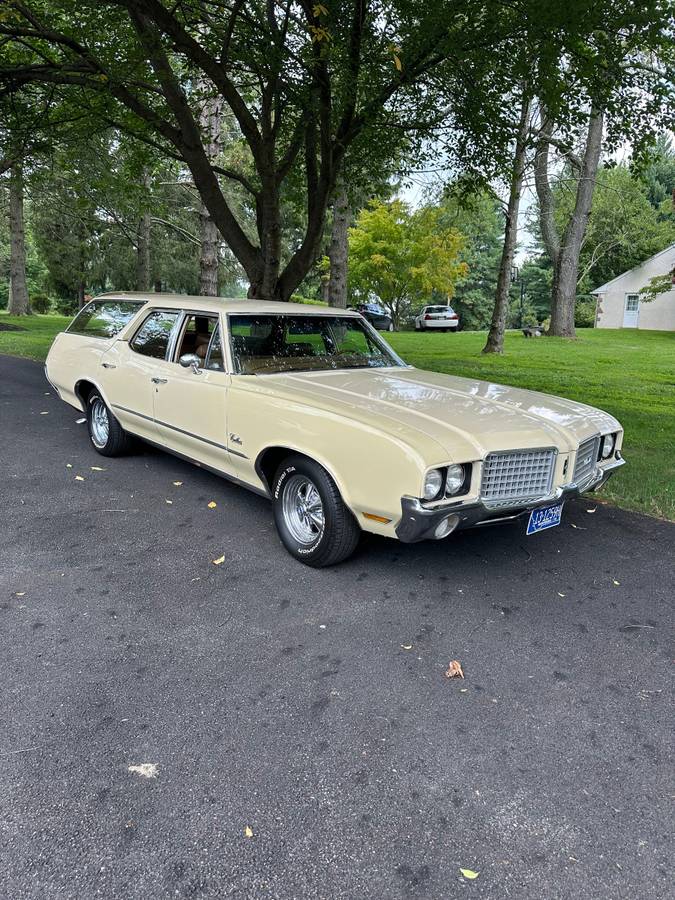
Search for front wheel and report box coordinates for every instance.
[87,391,133,456]
[272,455,360,567]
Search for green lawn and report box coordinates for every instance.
[2,311,673,520]
[0,312,71,361]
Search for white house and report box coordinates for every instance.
[592,243,675,331]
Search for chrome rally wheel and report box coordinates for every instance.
[282,474,325,544]
[89,396,110,449]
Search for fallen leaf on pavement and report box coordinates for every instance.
[91,466,104,471]
[244,826,253,838]
[212,555,225,565]
[66,463,73,468]
[445,660,464,679]
[76,418,86,424]
[557,592,566,597]
[16,592,25,597]
[165,499,173,504]
[586,508,597,514]
[208,501,217,509]
[128,763,158,779]
[460,868,479,880]
[613,579,620,586]
[400,644,413,650]
[173,481,183,486]
[40,411,49,415]
[75,475,85,481]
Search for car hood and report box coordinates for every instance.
[263,367,620,461]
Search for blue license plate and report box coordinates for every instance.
[527,502,564,535]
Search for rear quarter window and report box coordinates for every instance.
[67,300,145,338]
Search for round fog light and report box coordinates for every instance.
[434,514,459,539]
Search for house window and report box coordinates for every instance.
[625,294,639,311]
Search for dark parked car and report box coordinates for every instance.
[350,302,394,331]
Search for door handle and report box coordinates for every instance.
[102,362,116,369]
[151,377,168,384]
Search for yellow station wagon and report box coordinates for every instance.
[45,293,625,566]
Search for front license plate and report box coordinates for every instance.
[527,502,564,536]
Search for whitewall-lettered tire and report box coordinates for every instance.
[272,454,360,567]
[87,391,133,457]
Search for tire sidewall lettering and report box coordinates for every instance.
[274,465,296,500]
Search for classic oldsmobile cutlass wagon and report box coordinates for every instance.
[45,293,625,566]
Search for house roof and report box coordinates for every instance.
[591,242,675,294]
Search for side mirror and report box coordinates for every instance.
[179,353,202,373]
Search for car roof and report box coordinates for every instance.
[94,292,360,317]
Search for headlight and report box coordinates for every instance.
[445,464,465,495]
[423,468,444,500]
[600,433,616,460]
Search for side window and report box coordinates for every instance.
[176,314,218,362]
[130,311,180,359]
[67,300,144,338]
[205,325,225,371]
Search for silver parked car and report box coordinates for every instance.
[414,305,459,332]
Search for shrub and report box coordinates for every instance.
[574,297,597,328]
[30,293,51,314]
[55,297,79,316]
[290,293,327,306]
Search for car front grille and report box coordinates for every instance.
[573,435,600,485]
[480,448,556,508]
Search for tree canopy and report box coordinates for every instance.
[3,0,671,303]
[348,199,467,324]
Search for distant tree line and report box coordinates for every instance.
[1,0,673,352]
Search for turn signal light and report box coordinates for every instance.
[362,512,392,524]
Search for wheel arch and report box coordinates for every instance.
[255,445,350,506]
[74,378,110,413]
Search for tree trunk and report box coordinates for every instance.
[199,208,220,296]
[198,93,223,296]
[8,163,30,316]
[483,93,531,354]
[549,110,604,336]
[327,180,350,308]
[136,211,152,291]
[535,107,604,338]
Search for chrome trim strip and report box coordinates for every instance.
[111,403,248,458]
[139,436,268,498]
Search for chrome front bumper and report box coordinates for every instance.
[395,455,626,543]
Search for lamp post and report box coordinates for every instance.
[510,265,525,329]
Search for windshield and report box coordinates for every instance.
[229,314,405,375]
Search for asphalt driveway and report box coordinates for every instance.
[1,354,672,899]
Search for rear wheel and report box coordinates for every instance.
[272,455,360,567]
[387,322,394,332]
[87,391,133,456]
